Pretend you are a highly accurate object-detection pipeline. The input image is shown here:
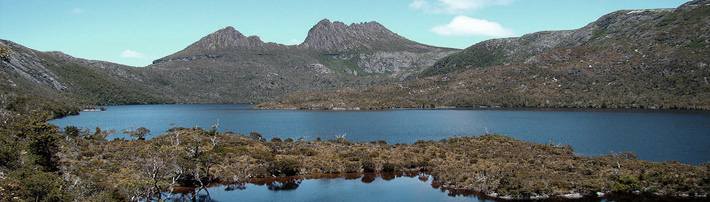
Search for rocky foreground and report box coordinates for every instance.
[41,127,709,201]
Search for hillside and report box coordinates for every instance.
[262,0,710,110]
[0,40,172,117]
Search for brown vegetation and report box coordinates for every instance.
[52,127,710,201]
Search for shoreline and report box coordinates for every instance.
[57,103,710,118]
[256,105,710,113]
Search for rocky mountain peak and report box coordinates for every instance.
[183,26,266,52]
[299,19,421,52]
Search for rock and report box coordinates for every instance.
[486,192,498,198]
[561,193,583,199]
[596,192,606,197]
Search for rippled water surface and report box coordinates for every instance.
[50,104,710,164]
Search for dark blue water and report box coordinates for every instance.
[166,175,490,202]
[50,104,710,164]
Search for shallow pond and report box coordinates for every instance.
[50,104,710,164]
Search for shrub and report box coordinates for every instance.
[299,148,317,156]
[612,174,641,192]
[123,127,150,140]
[382,163,398,172]
[361,160,376,173]
[268,158,301,177]
[248,132,263,141]
[6,168,71,201]
[64,126,80,138]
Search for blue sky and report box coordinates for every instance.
[0,0,689,67]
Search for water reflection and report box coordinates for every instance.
[165,174,492,202]
[162,173,686,202]
[168,187,213,202]
[253,178,302,191]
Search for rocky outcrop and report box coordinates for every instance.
[0,40,67,91]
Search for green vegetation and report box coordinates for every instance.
[423,47,505,76]
[318,54,362,76]
[43,60,168,106]
[0,112,72,201]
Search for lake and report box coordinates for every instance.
[50,104,710,164]
[166,174,493,202]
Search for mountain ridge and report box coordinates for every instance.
[144,19,458,103]
[154,19,456,64]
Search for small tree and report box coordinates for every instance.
[90,127,110,141]
[248,132,263,141]
[124,127,151,140]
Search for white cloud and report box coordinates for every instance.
[71,8,84,14]
[432,15,514,37]
[410,0,513,14]
[120,49,144,58]
[410,0,430,10]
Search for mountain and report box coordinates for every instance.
[0,40,171,117]
[146,19,457,103]
[153,26,287,63]
[261,0,710,110]
[300,19,442,52]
